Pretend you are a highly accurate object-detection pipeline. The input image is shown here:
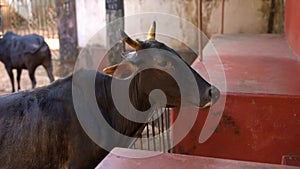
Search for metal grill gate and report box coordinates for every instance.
[0,0,58,38]
[130,108,172,153]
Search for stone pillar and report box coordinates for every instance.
[56,0,78,62]
[106,0,124,65]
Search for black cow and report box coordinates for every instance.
[0,22,220,169]
[0,31,54,92]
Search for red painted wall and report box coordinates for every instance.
[172,94,300,164]
[285,0,300,56]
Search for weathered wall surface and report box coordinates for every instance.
[76,0,283,50]
[76,0,199,50]
[124,0,199,51]
[202,0,283,37]
[76,0,106,47]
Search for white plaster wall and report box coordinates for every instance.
[75,0,198,49]
[76,0,106,47]
[224,0,269,34]
[203,0,270,37]
[124,0,199,51]
[75,0,272,49]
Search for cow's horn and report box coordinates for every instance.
[147,21,156,40]
[120,30,141,50]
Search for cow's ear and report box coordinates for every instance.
[103,64,119,76]
[103,62,137,79]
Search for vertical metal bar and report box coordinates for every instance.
[25,0,29,35]
[30,0,33,34]
[46,0,50,38]
[0,2,4,36]
[40,0,43,35]
[44,0,47,37]
[37,0,41,35]
[34,0,38,34]
[166,108,171,153]
[157,110,162,151]
[16,0,19,34]
[7,1,9,31]
[42,0,46,37]
[14,0,16,33]
[8,0,11,31]
[21,0,24,35]
[53,0,56,39]
[151,116,156,151]
[221,0,225,34]
[2,0,5,33]
[26,0,28,34]
[41,0,44,36]
[50,0,53,38]
[5,0,9,31]
[133,141,136,149]
[139,132,143,150]
[22,0,27,35]
[198,0,203,61]
[47,0,50,38]
[161,108,166,152]
[55,0,58,39]
[39,0,41,35]
[21,0,24,34]
[146,123,150,150]
[19,0,21,34]
[36,0,38,34]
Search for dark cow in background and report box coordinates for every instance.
[0,22,220,169]
[0,31,54,92]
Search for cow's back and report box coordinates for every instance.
[0,32,49,69]
[0,86,71,168]
[12,35,46,67]
[9,32,44,54]
[0,74,106,169]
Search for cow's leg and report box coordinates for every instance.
[5,65,15,92]
[42,61,54,82]
[28,68,37,89]
[16,68,22,90]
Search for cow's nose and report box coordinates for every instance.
[208,86,220,105]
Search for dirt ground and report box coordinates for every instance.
[0,62,59,95]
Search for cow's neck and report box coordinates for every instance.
[96,73,152,137]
